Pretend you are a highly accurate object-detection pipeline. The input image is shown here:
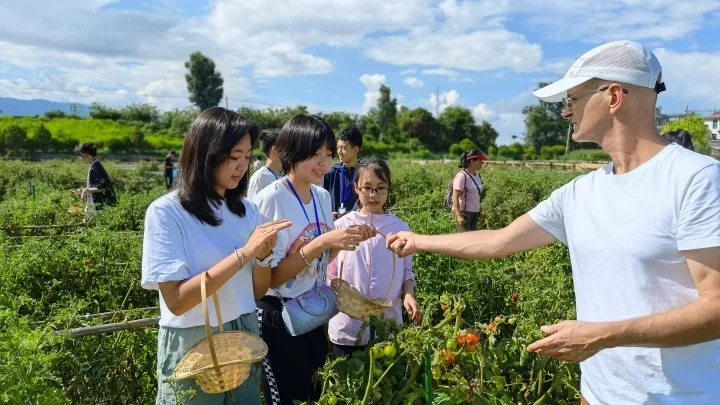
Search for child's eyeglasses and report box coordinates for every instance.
[359,187,389,195]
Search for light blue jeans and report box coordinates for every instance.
[156,311,262,405]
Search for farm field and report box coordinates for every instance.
[0,158,585,405]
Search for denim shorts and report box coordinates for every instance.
[156,311,262,405]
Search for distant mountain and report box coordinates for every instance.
[0,97,90,117]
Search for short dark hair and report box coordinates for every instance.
[354,157,392,210]
[176,107,259,226]
[275,114,337,173]
[338,126,363,148]
[169,150,176,155]
[662,130,695,151]
[259,128,280,157]
[75,142,98,157]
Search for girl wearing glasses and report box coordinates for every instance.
[326,158,421,358]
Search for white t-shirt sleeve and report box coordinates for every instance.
[246,171,261,200]
[528,182,570,245]
[254,189,288,268]
[141,204,191,290]
[677,163,720,251]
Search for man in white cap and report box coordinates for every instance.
[387,40,720,404]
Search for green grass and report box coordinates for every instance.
[0,116,184,150]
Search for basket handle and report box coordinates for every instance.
[201,272,223,374]
[338,230,397,300]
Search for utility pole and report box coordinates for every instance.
[225,95,229,109]
[564,124,573,159]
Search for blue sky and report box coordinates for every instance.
[0,0,719,144]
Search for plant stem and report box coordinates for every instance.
[361,352,376,405]
[391,362,420,405]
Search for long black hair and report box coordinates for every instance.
[274,114,337,173]
[176,107,259,226]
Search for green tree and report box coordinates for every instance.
[131,128,146,151]
[661,114,711,155]
[185,52,224,111]
[449,138,477,156]
[160,107,199,136]
[43,110,67,119]
[319,111,358,134]
[474,120,499,152]
[3,125,28,153]
[367,84,399,140]
[359,115,381,141]
[439,106,476,147]
[397,107,440,149]
[33,124,53,152]
[522,82,569,152]
[89,103,122,120]
[121,103,160,123]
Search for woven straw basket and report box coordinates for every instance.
[173,272,268,394]
[331,232,396,321]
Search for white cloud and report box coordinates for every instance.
[400,68,418,76]
[360,73,386,113]
[367,28,543,73]
[428,89,461,115]
[403,77,424,88]
[653,48,720,103]
[422,68,462,79]
[472,103,497,121]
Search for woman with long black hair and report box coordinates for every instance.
[74,142,117,208]
[141,107,291,405]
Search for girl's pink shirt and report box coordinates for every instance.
[327,211,415,346]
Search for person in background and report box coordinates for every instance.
[388,40,720,405]
[163,150,176,190]
[323,126,363,218]
[327,158,421,359]
[252,115,375,405]
[247,128,282,200]
[662,129,695,151]
[451,150,488,231]
[74,142,117,208]
[141,107,291,404]
[253,155,263,171]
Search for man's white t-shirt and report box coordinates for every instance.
[247,166,280,201]
[252,179,334,299]
[529,144,720,405]
[141,191,266,328]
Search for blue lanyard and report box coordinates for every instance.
[266,166,279,180]
[285,178,322,237]
[339,165,353,207]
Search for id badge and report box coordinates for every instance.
[338,205,346,215]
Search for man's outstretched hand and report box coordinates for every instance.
[386,231,418,258]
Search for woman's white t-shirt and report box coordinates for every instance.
[141,191,266,328]
[252,179,334,299]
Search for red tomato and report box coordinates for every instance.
[465,333,480,345]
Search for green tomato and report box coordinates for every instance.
[373,367,384,378]
[383,345,397,358]
[445,339,457,351]
[508,317,516,325]
[372,347,384,359]
[328,396,338,405]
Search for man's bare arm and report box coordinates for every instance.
[412,214,558,259]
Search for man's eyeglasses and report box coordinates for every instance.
[562,86,628,109]
[359,186,389,195]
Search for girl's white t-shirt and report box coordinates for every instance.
[141,191,266,328]
[252,179,334,299]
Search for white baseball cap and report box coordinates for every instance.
[533,40,665,103]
